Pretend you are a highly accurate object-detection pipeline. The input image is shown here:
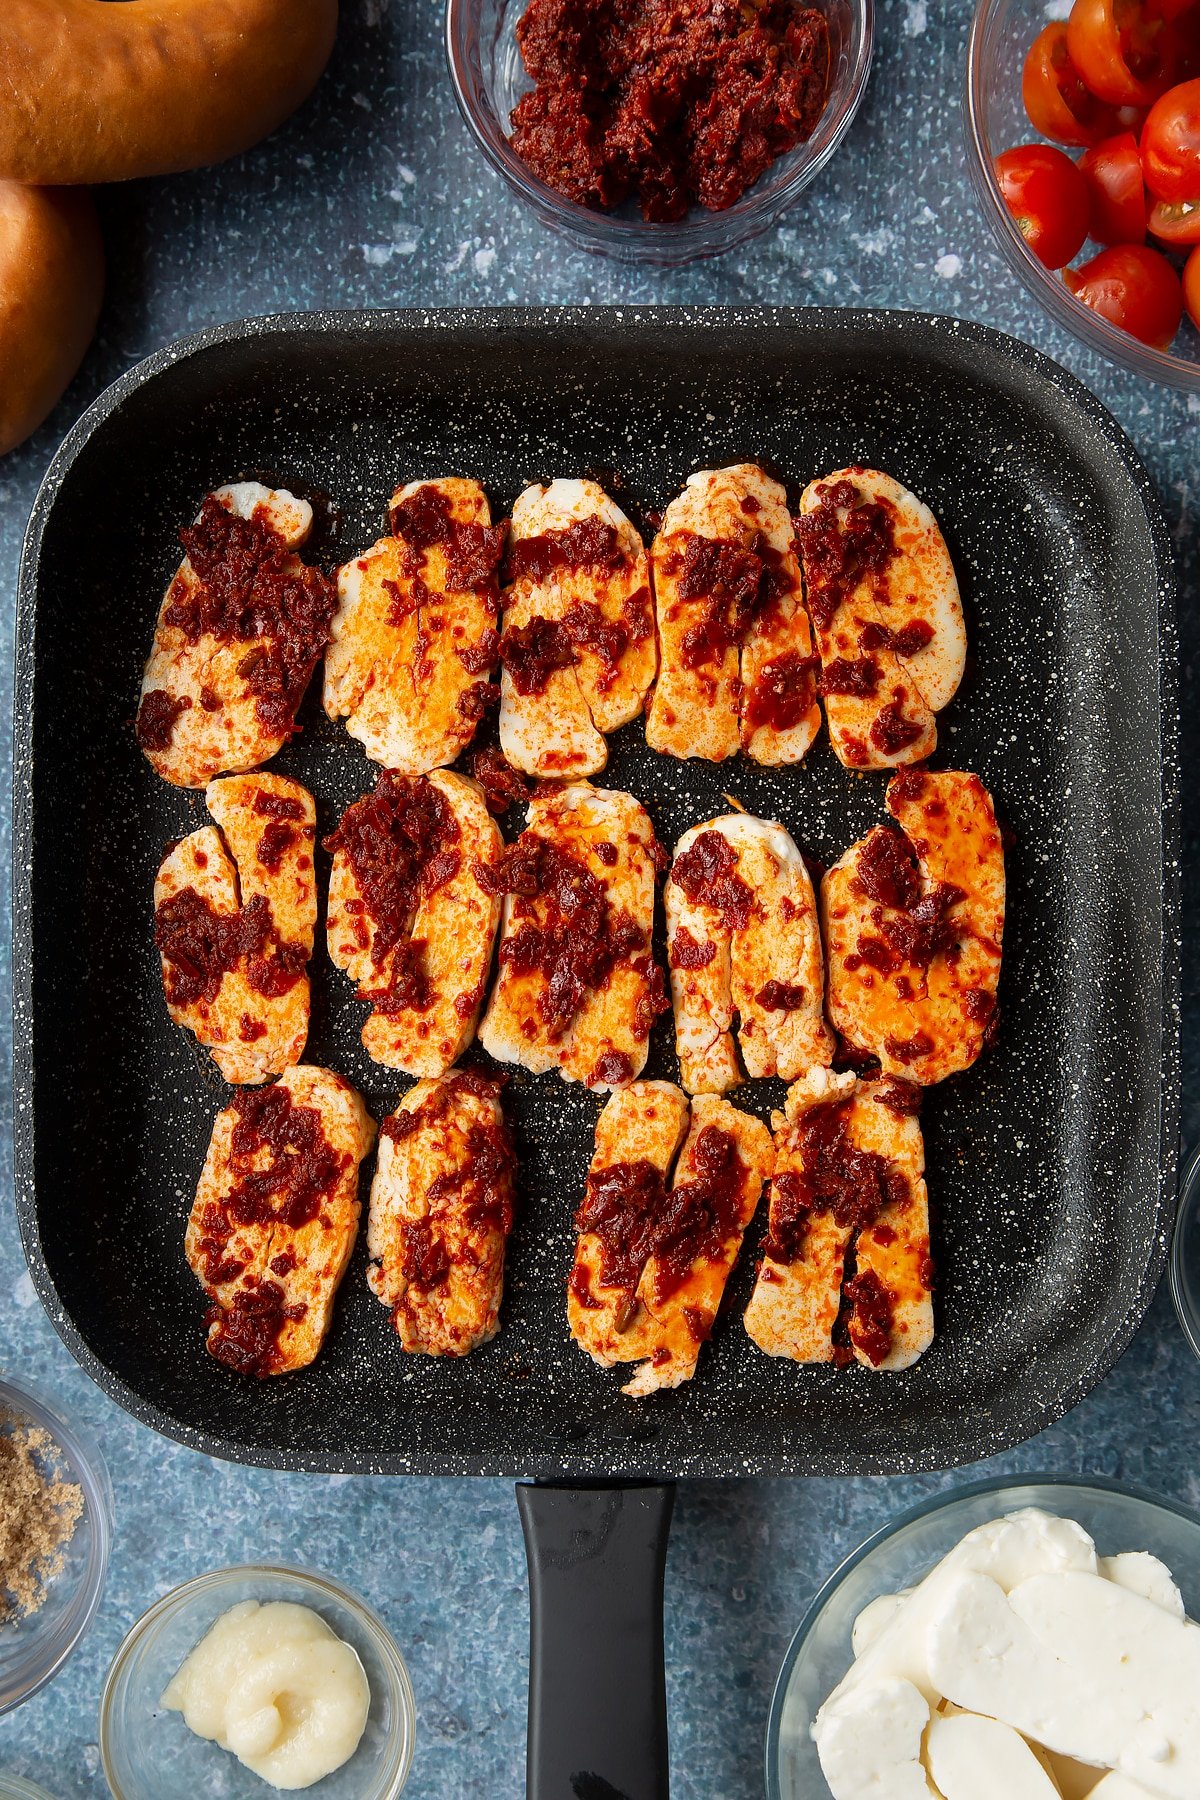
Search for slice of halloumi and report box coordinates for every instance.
[323,477,504,772]
[325,768,502,1076]
[822,769,1005,1085]
[154,772,317,1084]
[744,1068,933,1369]
[665,813,833,1094]
[498,478,654,778]
[477,782,665,1090]
[185,1066,374,1377]
[646,464,819,766]
[367,1070,515,1357]
[136,482,337,788]
[795,468,966,770]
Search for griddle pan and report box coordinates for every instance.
[13,309,1178,1798]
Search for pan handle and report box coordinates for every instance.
[517,1481,675,1800]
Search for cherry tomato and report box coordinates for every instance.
[1063,242,1184,342]
[1080,131,1148,239]
[1183,242,1200,325]
[1140,77,1200,199]
[995,144,1092,267]
[1022,22,1130,143]
[1067,0,1180,107]
[1148,195,1200,236]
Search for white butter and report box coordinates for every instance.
[1098,1554,1185,1621]
[926,1710,1065,1799]
[926,1569,1200,1800]
[162,1599,370,1791]
[813,1676,938,1800]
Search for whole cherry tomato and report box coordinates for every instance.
[995,144,1092,267]
[1063,241,1184,343]
[1022,22,1130,143]
[1067,0,1180,107]
[1141,78,1200,199]
[1080,131,1148,239]
[1183,242,1200,326]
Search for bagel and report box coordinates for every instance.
[0,1,339,186]
[0,183,103,458]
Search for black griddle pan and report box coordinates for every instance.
[13,309,1179,1798]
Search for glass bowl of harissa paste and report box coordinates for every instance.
[446,0,874,263]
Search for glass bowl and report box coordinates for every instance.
[100,1565,416,1799]
[1171,1140,1200,1362]
[965,0,1199,391]
[0,1375,112,1716]
[0,1780,61,1800]
[445,0,874,264]
[766,1472,1200,1800]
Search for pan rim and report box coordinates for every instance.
[11,305,1181,1478]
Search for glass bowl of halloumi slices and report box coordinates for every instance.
[767,1474,1200,1800]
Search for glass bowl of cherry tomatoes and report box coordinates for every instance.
[966,0,1199,389]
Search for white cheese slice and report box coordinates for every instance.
[1089,1777,1173,1799]
[1098,1554,1185,1621]
[852,1591,910,1659]
[813,1677,938,1800]
[926,1710,1065,1799]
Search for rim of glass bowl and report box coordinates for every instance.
[0,1780,61,1800]
[0,1375,113,1717]
[1171,1140,1200,1362]
[763,1470,1200,1800]
[444,0,875,265]
[964,0,1199,393]
[98,1562,417,1799]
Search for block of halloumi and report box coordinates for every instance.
[665,813,832,1094]
[326,768,502,1076]
[744,1068,933,1369]
[367,1070,515,1356]
[498,478,655,778]
[154,772,316,1084]
[823,769,1005,1085]
[574,1092,772,1397]
[794,468,966,770]
[136,482,337,787]
[185,1066,374,1377]
[646,463,819,766]
[323,477,505,772]
[478,782,665,1090]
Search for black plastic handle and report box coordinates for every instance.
[517,1482,676,1800]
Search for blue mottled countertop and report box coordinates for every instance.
[1,2,1197,1794]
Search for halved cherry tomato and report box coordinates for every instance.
[1022,22,1130,144]
[1148,196,1200,237]
[1141,77,1200,199]
[1063,242,1184,342]
[1183,242,1200,326]
[995,144,1092,267]
[1067,0,1180,107]
[1080,131,1148,239]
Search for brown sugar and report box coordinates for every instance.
[0,1408,84,1622]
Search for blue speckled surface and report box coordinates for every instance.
[0,2,1197,1795]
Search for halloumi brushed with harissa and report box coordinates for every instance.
[185,1065,374,1377]
[154,771,316,1084]
[323,476,505,773]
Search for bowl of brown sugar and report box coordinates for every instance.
[0,1375,112,1713]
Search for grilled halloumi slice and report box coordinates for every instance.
[744,1068,934,1370]
[478,782,663,1090]
[326,768,502,1076]
[646,464,820,766]
[323,477,504,773]
[498,478,655,778]
[154,772,317,1084]
[665,814,833,1095]
[367,1070,515,1356]
[822,769,1005,1085]
[568,1081,692,1360]
[185,1066,374,1377]
[795,468,966,770]
[136,482,335,788]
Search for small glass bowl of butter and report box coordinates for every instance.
[100,1565,415,1798]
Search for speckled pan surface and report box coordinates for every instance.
[12,307,1179,1478]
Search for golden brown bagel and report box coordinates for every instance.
[0,183,103,457]
[0,1,339,185]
